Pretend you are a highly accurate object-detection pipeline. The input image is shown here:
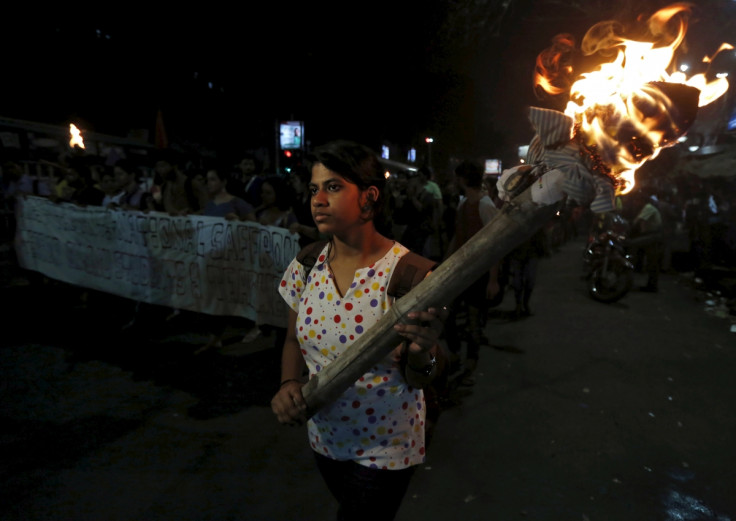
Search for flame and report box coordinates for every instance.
[534,4,731,194]
[69,124,85,149]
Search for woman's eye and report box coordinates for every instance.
[328,184,340,192]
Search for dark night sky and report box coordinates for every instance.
[2,3,539,166]
[3,1,734,169]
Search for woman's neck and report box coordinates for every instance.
[330,226,393,266]
[463,186,483,203]
[213,190,231,203]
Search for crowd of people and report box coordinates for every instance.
[2,144,734,371]
[0,144,571,390]
[3,144,734,312]
[4,140,736,521]
[590,175,736,294]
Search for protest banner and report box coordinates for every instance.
[14,196,300,328]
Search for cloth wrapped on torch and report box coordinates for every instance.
[301,92,700,418]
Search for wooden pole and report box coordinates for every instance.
[301,185,561,417]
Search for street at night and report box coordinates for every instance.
[3,2,736,520]
[2,236,735,520]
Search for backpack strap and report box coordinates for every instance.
[387,251,438,299]
[296,240,329,280]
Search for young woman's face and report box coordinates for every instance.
[261,182,276,206]
[113,167,132,189]
[309,163,366,235]
[100,174,116,194]
[206,170,223,196]
[155,160,173,178]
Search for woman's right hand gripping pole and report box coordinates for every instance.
[271,379,308,426]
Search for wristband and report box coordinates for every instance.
[279,378,301,388]
[407,354,437,377]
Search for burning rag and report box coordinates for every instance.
[498,107,616,214]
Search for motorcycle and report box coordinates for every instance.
[583,215,635,303]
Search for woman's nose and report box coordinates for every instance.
[312,190,326,206]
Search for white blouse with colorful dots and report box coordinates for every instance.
[279,241,427,470]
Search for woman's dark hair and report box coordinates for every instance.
[262,175,294,211]
[113,159,141,182]
[291,164,311,186]
[307,140,387,227]
[455,160,484,188]
[100,165,115,180]
[206,168,228,183]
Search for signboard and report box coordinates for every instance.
[518,145,530,161]
[279,121,304,150]
[485,159,501,175]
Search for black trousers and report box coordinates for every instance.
[313,452,415,521]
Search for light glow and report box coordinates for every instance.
[69,124,85,149]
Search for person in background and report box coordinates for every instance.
[242,175,299,344]
[400,169,435,256]
[442,160,500,386]
[189,168,211,212]
[508,225,548,319]
[270,140,445,521]
[99,167,120,208]
[632,192,664,292]
[385,169,412,242]
[159,153,198,215]
[657,192,679,273]
[418,166,444,260]
[230,154,264,208]
[109,159,145,210]
[201,167,256,221]
[1,161,26,244]
[255,176,298,229]
[51,158,104,207]
[156,153,199,322]
[194,167,257,355]
[440,177,461,256]
[288,165,325,248]
[1,161,28,210]
[50,162,83,203]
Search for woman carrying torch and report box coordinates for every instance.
[270,140,445,520]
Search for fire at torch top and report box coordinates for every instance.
[532,3,731,196]
[69,123,85,150]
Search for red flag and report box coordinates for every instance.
[155,108,169,149]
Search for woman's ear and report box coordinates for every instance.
[365,186,379,205]
[359,186,380,216]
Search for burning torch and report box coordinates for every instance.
[69,123,85,151]
[300,3,731,418]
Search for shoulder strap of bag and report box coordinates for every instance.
[387,251,438,298]
[297,240,329,281]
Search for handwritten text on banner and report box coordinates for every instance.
[15,196,301,328]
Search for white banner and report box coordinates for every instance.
[14,196,301,329]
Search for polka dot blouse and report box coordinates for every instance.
[279,242,426,470]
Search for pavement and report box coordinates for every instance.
[2,237,736,521]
